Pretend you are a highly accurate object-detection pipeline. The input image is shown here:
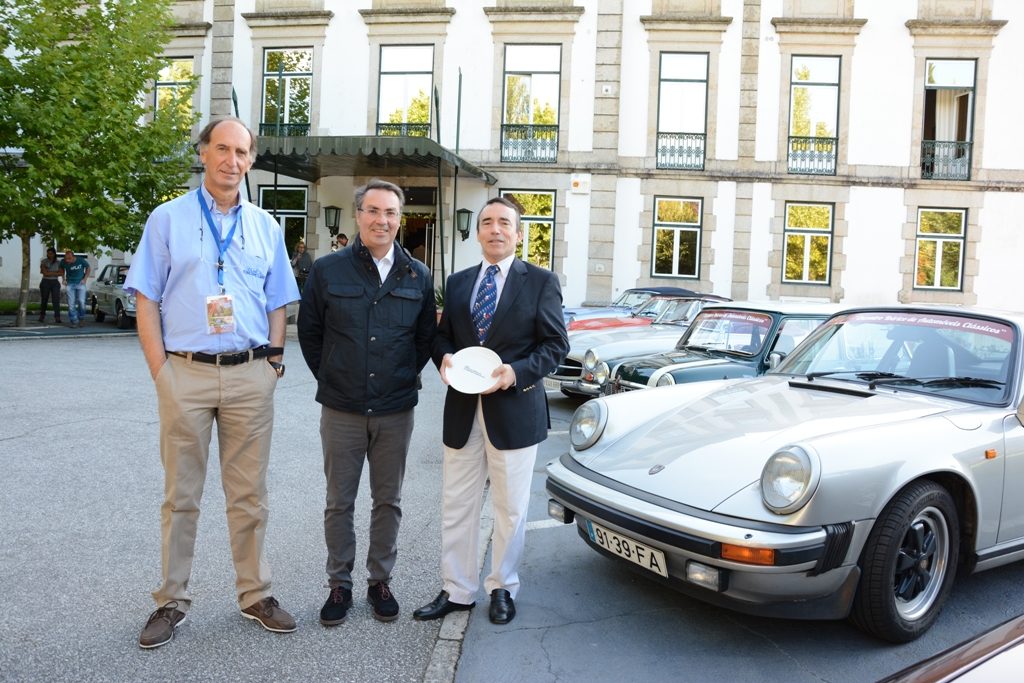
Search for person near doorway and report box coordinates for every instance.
[290,240,312,292]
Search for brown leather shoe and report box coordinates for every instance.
[241,596,297,633]
[139,602,186,649]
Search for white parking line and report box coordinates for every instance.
[526,518,566,531]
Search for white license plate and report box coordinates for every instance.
[585,519,668,578]
[543,377,562,392]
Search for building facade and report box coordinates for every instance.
[5,0,1023,310]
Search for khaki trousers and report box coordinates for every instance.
[440,399,537,604]
[152,353,279,611]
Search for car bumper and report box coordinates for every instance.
[559,379,603,397]
[546,455,862,620]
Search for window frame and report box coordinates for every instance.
[499,188,556,270]
[154,57,194,113]
[921,58,977,181]
[258,185,308,250]
[376,44,434,137]
[913,207,967,291]
[781,201,834,285]
[787,54,841,176]
[500,44,562,163]
[651,196,703,279]
[655,51,709,171]
[261,47,313,136]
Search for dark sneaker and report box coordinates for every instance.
[367,582,399,622]
[139,602,186,649]
[320,586,352,626]
[241,596,297,633]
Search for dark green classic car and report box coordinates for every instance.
[607,301,838,394]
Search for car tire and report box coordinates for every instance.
[116,302,131,330]
[851,480,959,643]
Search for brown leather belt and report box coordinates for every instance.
[168,345,283,366]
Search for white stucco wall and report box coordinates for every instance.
[754,0,782,162]
[610,177,643,302]
[842,186,905,305]
[981,1,1024,171]
[562,176,593,306]
[747,182,774,300]
[846,1,915,167]
[617,0,651,158]
[710,181,736,296]
[974,192,1024,311]
[567,0,597,152]
[716,0,743,161]
[442,0,494,152]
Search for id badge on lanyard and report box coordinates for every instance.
[198,190,239,335]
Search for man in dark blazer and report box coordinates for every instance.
[413,196,568,625]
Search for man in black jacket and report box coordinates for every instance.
[297,179,436,626]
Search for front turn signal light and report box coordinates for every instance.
[721,543,775,566]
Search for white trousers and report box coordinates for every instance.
[440,399,536,603]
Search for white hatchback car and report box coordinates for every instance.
[547,305,1021,642]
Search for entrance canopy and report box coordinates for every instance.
[253,135,497,185]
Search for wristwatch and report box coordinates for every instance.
[268,361,285,378]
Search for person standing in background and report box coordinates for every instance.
[38,247,62,323]
[59,249,90,328]
[290,240,313,293]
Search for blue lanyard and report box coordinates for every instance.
[197,189,240,292]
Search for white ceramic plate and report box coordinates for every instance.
[447,346,502,394]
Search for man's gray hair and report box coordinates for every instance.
[355,179,405,210]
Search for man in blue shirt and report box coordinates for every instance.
[59,249,90,328]
[125,117,300,649]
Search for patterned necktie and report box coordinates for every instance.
[472,264,500,344]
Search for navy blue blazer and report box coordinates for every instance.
[433,258,568,450]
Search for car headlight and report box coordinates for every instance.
[656,373,675,387]
[569,400,607,451]
[760,445,820,514]
[593,362,610,385]
[584,349,599,372]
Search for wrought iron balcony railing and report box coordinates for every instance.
[500,124,558,163]
[921,140,972,181]
[656,132,706,170]
[258,122,310,137]
[376,122,430,137]
[788,136,837,175]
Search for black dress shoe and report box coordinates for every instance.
[413,591,475,621]
[489,589,515,625]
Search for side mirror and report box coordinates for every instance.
[768,351,786,370]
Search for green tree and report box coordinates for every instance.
[388,89,430,125]
[0,0,196,326]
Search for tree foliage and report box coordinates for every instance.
[0,0,196,323]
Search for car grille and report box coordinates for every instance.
[550,357,583,382]
[811,522,853,575]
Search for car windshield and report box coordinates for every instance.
[678,309,774,355]
[779,311,1016,405]
[653,299,701,325]
[612,290,653,308]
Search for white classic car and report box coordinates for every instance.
[547,305,1021,642]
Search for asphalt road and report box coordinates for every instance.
[3,322,1024,682]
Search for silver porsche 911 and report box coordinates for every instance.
[546,306,1021,642]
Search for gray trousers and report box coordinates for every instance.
[320,405,414,590]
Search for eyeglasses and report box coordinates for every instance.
[358,207,401,221]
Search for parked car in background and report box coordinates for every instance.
[88,263,135,329]
[568,293,730,332]
[879,613,1024,682]
[548,305,1021,642]
[606,301,837,394]
[550,295,729,398]
[562,286,703,326]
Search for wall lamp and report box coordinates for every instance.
[455,208,473,241]
[324,205,341,236]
